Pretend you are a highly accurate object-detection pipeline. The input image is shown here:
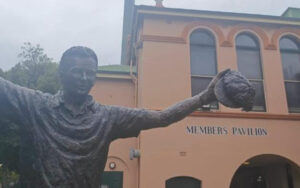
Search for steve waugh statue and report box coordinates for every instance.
[0,46,254,187]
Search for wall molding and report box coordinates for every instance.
[190,111,300,121]
[140,35,186,44]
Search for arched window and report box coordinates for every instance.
[280,35,300,113]
[190,29,218,109]
[236,33,266,111]
[166,176,201,188]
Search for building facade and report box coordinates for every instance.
[90,2,300,188]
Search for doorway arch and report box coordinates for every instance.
[230,154,300,188]
[166,176,201,188]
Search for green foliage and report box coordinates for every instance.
[5,64,29,87]
[0,120,19,172]
[0,42,61,185]
[0,167,20,188]
[5,42,60,94]
[0,68,5,78]
[36,62,61,94]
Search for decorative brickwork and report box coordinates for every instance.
[182,21,226,47]
[226,24,273,50]
[270,27,300,50]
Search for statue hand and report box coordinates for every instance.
[202,69,231,104]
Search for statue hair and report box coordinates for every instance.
[59,46,98,73]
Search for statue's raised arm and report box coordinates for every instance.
[109,69,255,140]
[156,68,256,127]
[139,69,230,128]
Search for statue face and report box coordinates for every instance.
[61,57,97,97]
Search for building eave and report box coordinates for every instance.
[136,5,300,26]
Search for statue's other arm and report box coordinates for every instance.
[0,77,40,124]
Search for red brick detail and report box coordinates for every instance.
[227,24,271,50]
[271,27,300,50]
[181,21,227,47]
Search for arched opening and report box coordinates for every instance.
[166,176,201,188]
[230,154,300,188]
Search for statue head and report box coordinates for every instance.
[59,46,98,97]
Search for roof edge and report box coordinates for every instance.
[136,5,300,26]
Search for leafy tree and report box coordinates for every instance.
[5,42,60,93]
[0,43,61,186]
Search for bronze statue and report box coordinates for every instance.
[0,46,254,188]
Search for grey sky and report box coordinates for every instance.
[0,0,299,70]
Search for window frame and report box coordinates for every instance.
[235,32,266,112]
[279,35,300,113]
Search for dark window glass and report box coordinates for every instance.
[101,171,123,188]
[285,82,300,112]
[280,37,299,50]
[250,81,266,112]
[236,33,266,111]
[236,34,258,48]
[191,77,218,109]
[236,49,263,79]
[166,177,201,188]
[190,29,218,110]
[281,53,300,81]
[190,46,217,76]
[280,36,300,113]
[190,31,215,46]
[191,77,212,96]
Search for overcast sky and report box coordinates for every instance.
[0,0,299,70]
